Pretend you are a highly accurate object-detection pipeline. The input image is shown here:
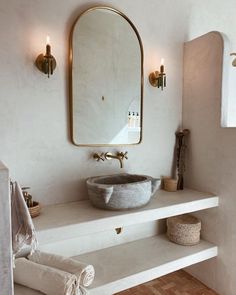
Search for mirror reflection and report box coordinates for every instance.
[70,7,143,146]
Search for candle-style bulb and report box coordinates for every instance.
[46,36,50,46]
[160,58,165,73]
[46,36,51,56]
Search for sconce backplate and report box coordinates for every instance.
[35,54,57,74]
[149,71,159,87]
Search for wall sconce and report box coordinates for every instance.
[149,58,166,90]
[230,53,236,67]
[35,36,56,78]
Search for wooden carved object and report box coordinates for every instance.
[175,129,190,190]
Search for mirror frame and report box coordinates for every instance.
[69,6,144,147]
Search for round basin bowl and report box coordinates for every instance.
[86,173,161,210]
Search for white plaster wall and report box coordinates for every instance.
[39,220,165,257]
[187,0,236,46]
[0,0,191,206]
[183,30,236,295]
[187,0,236,127]
[184,2,236,294]
[0,162,13,295]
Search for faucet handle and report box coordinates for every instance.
[118,151,128,160]
[93,153,105,162]
[123,151,128,159]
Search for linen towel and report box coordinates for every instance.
[14,258,77,295]
[11,182,38,259]
[78,286,87,295]
[28,251,95,287]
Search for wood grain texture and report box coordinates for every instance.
[116,270,218,295]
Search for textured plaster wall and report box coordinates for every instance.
[183,31,236,295]
[187,0,236,127]
[0,0,191,206]
[183,2,236,294]
[0,162,13,295]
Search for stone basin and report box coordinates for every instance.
[86,173,161,210]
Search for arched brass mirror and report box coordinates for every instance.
[70,6,143,146]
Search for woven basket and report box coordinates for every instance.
[28,201,40,218]
[167,214,201,246]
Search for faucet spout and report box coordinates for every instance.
[118,157,123,169]
[104,152,126,168]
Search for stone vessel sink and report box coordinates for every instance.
[86,173,161,210]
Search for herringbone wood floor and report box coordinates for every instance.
[116,270,218,295]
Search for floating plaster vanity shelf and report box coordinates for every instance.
[15,235,217,295]
[33,189,219,245]
[78,235,217,295]
[15,189,219,295]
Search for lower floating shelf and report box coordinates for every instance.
[14,235,217,295]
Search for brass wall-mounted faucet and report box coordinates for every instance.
[92,151,128,168]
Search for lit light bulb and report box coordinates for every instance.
[160,58,165,74]
[45,35,51,58]
[46,36,50,46]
